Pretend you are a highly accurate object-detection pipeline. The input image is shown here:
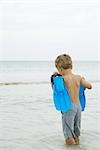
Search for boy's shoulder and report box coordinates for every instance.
[72,74,82,83]
[72,73,82,79]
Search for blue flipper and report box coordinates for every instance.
[52,76,72,112]
[51,75,86,112]
[79,85,86,111]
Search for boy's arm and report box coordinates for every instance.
[80,77,92,89]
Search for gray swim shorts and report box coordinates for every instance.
[62,102,81,139]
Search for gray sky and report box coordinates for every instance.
[0,0,99,61]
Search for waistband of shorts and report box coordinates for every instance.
[72,102,80,105]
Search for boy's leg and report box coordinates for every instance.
[74,136,80,145]
[62,105,77,145]
[74,104,81,144]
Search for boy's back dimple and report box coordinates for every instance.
[63,74,81,103]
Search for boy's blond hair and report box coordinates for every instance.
[55,54,72,69]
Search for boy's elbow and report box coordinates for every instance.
[88,84,92,89]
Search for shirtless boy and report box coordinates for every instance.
[54,54,92,145]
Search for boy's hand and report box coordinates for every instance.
[52,71,59,76]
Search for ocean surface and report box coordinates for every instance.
[0,61,100,150]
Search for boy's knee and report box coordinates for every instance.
[75,136,80,145]
[65,137,75,145]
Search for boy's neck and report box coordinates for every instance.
[62,68,72,76]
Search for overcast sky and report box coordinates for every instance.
[0,0,99,61]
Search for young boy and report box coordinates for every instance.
[53,54,92,145]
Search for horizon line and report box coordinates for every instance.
[0,60,99,62]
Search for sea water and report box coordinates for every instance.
[0,61,100,150]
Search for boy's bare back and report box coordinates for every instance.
[64,74,82,103]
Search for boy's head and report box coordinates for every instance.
[55,54,72,71]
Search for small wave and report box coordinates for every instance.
[0,81,50,86]
[0,80,99,86]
